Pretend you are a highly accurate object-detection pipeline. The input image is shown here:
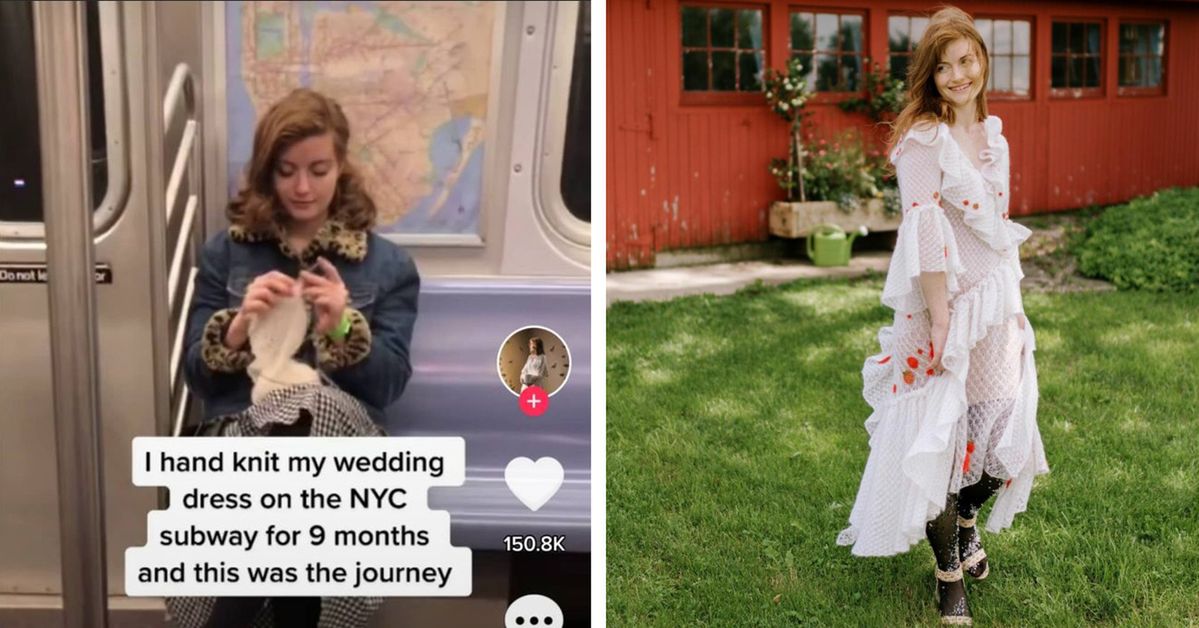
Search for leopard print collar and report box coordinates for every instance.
[228,219,368,264]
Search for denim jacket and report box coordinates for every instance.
[183,219,419,423]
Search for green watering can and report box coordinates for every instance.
[806,224,868,267]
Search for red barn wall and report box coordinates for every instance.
[607,0,1199,270]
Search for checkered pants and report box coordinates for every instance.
[165,384,385,628]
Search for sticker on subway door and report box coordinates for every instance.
[0,262,113,284]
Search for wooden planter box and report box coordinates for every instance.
[769,198,901,238]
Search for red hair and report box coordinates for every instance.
[227,88,377,232]
[885,6,991,161]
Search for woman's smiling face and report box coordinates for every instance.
[934,37,984,106]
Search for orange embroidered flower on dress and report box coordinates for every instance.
[902,370,915,385]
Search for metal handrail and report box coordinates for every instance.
[165,119,196,225]
[169,266,197,391]
[171,384,191,438]
[166,194,197,310]
[162,62,194,136]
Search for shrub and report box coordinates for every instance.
[1074,187,1199,292]
[769,129,898,215]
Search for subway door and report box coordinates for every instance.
[0,1,204,621]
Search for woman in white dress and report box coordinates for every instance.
[836,7,1048,625]
[520,337,548,392]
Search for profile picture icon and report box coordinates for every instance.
[497,326,571,396]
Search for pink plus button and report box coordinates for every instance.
[519,386,549,417]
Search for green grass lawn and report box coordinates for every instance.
[607,275,1199,627]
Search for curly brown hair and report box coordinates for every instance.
[885,6,991,164]
[228,88,377,232]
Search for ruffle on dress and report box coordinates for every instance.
[837,116,1048,557]
[889,116,1031,255]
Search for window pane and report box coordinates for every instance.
[1076,23,1089,54]
[1012,55,1030,94]
[890,54,908,81]
[0,0,108,223]
[1147,55,1161,87]
[681,7,708,47]
[814,53,837,90]
[736,10,762,50]
[994,20,1011,55]
[1119,23,1136,54]
[738,51,762,91]
[840,15,862,54]
[912,18,928,44]
[712,50,735,90]
[816,13,838,50]
[1051,55,1066,86]
[975,19,992,52]
[1119,55,1142,86]
[791,13,814,50]
[889,16,909,53]
[1087,24,1100,55]
[711,8,734,47]
[842,54,861,90]
[561,0,590,222]
[0,2,42,222]
[792,51,814,80]
[1087,55,1101,88]
[1052,22,1067,54]
[1148,24,1163,55]
[1014,21,1030,55]
[1117,55,1129,86]
[1069,56,1084,86]
[993,55,1012,91]
[682,51,709,90]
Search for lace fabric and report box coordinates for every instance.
[838,116,1049,557]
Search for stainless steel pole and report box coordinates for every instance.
[32,2,110,626]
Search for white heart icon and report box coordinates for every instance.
[505,457,564,512]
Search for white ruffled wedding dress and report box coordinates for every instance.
[836,115,1049,557]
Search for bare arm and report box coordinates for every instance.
[919,271,950,373]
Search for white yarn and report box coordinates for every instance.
[245,294,319,404]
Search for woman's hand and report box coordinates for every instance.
[300,257,349,336]
[927,321,949,375]
[226,271,298,349]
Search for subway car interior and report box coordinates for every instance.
[0,1,591,626]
